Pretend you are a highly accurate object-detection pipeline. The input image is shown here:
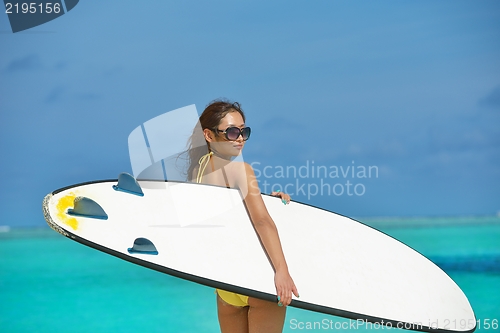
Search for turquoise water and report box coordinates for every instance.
[1,217,499,333]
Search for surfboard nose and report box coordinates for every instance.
[128,238,159,255]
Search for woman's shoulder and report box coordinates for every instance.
[226,160,255,174]
[224,161,258,191]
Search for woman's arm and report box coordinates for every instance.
[237,162,299,306]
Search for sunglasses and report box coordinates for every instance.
[215,126,251,141]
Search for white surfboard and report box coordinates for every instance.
[42,177,476,333]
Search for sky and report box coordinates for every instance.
[1,0,499,227]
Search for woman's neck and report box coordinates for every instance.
[210,148,234,162]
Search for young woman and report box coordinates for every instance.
[186,100,299,333]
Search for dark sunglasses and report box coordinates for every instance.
[215,126,251,141]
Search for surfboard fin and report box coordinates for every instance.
[67,197,108,220]
[113,172,144,196]
[128,238,158,255]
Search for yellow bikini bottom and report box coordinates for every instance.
[216,289,249,307]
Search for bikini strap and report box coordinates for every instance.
[196,151,214,184]
[196,151,230,188]
[221,167,230,189]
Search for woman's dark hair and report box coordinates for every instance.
[184,99,246,181]
[198,100,246,132]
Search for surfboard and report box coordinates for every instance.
[42,175,476,333]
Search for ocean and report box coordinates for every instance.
[1,216,499,333]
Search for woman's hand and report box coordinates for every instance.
[274,269,299,307]
[271,190,291,205]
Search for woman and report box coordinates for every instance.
[186,100,299,333]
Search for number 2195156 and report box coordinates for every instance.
[5,2,61,14]
[443,319,498,330]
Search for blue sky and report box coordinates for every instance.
[1,1,499,227]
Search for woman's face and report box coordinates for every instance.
[209,111,246,157]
